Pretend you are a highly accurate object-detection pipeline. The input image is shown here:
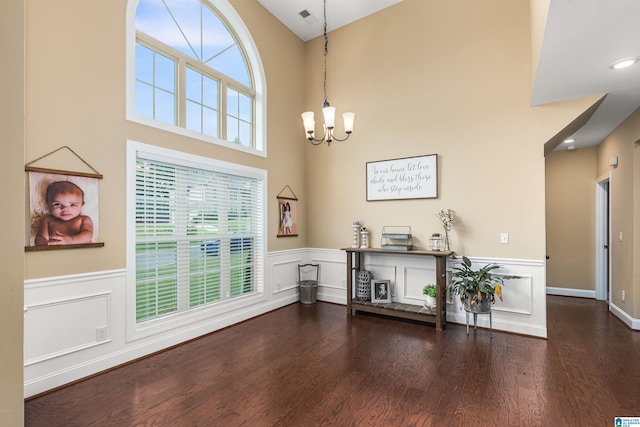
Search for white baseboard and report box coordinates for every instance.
[609,302,640,330]
[546,288,640,331]
[546,287,595,299]
[446,309,548,338]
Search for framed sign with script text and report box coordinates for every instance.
[366,154,437,201]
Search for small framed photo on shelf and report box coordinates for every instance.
[371,280,392,303]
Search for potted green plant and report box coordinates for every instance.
[423,284,437,307]
[449,256,520,313]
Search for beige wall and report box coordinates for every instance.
[596,107,640,316]
[24,0,306,280]
[0,0,25,424]
[8,0,629,412]
[545,148,596,290]
[303,0,598,260]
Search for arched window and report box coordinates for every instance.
[127,0,266,155]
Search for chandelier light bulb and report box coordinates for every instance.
[343,112,355,133]
[322,105,336,129]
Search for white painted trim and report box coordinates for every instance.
[125,140,268,342]
[453,256,545,268]
[24,292,112,365]
[595,172,611,301]
[609,302,640,330]
[546,286,596,299]
[24,269,126,288]
[272,258,303,267]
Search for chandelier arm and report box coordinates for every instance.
[306,137,326,145]
[329,133,352,142]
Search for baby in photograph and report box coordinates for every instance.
[34,181,94,246]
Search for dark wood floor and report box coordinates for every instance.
[25,296,640,426]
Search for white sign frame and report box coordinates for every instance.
[366,154,438,201]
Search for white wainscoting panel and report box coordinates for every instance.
[25,292,111,365]
[446,257,547,338]
[362,262,397,297]
[271,254,303,293]
[311,248,347,304]
[23,249,548,397]
[491,275,532,315]
[308,249,548,338]
[24,249,308,398]
[404,263,437,303]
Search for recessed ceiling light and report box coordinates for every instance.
[609,57,640,69]
[563,138,575,143]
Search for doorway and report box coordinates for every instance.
[595,173,611,301]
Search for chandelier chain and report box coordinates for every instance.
[323,0,328,106]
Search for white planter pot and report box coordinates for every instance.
[424,295,437,307]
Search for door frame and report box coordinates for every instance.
[595,172,611,301]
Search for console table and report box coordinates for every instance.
[342,248,452,330]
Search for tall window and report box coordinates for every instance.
[129,141,265,328]
[130,0,265,154]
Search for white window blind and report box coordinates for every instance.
[135,152,262,323]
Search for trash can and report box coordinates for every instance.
[299,281,318,304]
[298,264,319,305]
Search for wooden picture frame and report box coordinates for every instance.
[366,154,438,201]
[277,197,298,237]
[25,170,104,251]
[371,280,392,303]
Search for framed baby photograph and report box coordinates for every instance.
[277,196,298,238]
[25,170,104,251]
[371,280,392,303]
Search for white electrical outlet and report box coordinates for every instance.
[500,233,509,244]
[622,290,625,302]
[619,231,623,242]
[96,326,108,342]
[276,281,281,290]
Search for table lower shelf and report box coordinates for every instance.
[350,299,445,329]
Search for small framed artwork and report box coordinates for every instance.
[25,146,104,251]
[277,197,298,237]
[371,280,392,303]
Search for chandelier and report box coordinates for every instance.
[301,0,355,146]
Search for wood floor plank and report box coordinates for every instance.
[25,296,640,426]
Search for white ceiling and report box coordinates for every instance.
[257,0,640,151]
[256,0,403,42]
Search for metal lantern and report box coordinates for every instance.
[356,270,373,300]
[430,233,443,251]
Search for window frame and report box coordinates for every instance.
[126,0,267,157]
[126,140,267,341]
